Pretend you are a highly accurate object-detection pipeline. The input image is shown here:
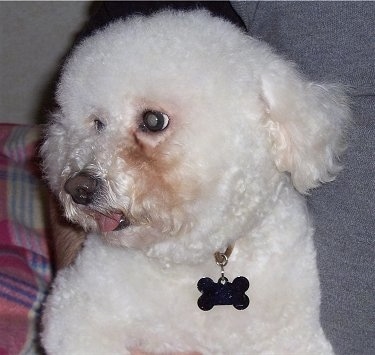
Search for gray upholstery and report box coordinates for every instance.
[231,2,375,354]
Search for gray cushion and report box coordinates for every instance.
[231,2,375,354]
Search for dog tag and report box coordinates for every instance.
[197,276,249,311]
[197,249,249,311]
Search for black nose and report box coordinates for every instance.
[64,172,99,205]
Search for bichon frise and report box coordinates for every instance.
[41,10,350,355]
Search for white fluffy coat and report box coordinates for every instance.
[41,10,350,354]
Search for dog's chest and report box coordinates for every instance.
[54,237,260,352]
[45,235,331,354]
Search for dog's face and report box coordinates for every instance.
[42,11,348,259]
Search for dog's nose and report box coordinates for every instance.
[64,172,99,205]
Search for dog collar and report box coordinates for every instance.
[197,244,250,311]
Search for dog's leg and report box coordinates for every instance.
[48,194,86,269]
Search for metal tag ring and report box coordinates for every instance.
[215,252,228,267]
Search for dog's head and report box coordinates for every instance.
[42,10,349,261]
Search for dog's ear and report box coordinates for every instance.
[261,60,351,193]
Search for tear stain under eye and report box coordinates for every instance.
[133,132,145,151]
[121,143,187,206]
[129,130,166,164]
[118,126,202,233]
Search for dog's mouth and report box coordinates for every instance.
[91,211,131,233]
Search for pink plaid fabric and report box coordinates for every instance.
[0,124,52,355]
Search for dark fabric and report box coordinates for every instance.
[74,1,245,45]
[232,2,375,354]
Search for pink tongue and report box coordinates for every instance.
[96,213,123,232]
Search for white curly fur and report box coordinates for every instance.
[41,10,350,354]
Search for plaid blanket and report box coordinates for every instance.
[0,124,52,355]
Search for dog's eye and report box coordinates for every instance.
[141,111,169,132]
[94,119,105,132]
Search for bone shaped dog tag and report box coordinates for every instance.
[197,276,249,311]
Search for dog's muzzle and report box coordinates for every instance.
[64,171,99,206]
[64,171,130,232]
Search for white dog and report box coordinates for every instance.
[41,10,350,355]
